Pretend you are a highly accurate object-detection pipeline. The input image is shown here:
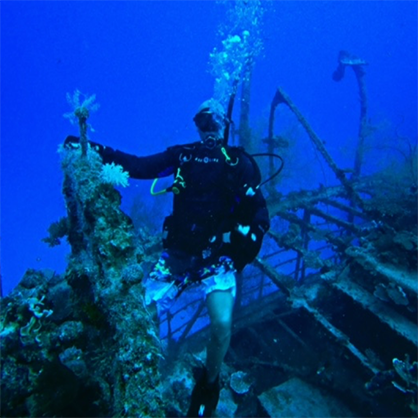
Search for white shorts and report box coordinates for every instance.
[144,252,236,315]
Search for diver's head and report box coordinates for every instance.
[193,99,226,148]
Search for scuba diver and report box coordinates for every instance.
[65,98,270,417]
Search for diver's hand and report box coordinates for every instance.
[64,135,104,154]
[64,135,80,149]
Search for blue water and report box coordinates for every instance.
[1,1,417,296]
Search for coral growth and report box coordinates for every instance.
[1,93,164,417]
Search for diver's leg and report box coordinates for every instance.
[187,262,236,417]
[205,290,234,383]
[187,289,235,417]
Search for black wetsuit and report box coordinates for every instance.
[98,140,270,272]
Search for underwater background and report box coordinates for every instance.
[1,2,418,417]
[1,1,416,297]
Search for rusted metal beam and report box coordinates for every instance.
[277,319,309,349]
[232,297,293,336]
[308,207,360,234]
[268,176,382,217]
[253,258,293,297]
[271,88,362,207]
[320,198,368,219]
[267,212,350,252]
[268,184,348,215]
[268,229,302,254]
[345,247,418,296]
[332,50,369,178]
[292,296,380,375]
[331,276,418,347]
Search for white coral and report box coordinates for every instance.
[101,163,130,188]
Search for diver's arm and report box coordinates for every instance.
[64,135,177,179]
[100,145,176,179]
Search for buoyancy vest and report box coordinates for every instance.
[162,142,261,260]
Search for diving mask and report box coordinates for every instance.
[193,111,223,133]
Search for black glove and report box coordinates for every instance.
[64,135,80,149]
[64,135,104,154]
[227,224,265,270]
